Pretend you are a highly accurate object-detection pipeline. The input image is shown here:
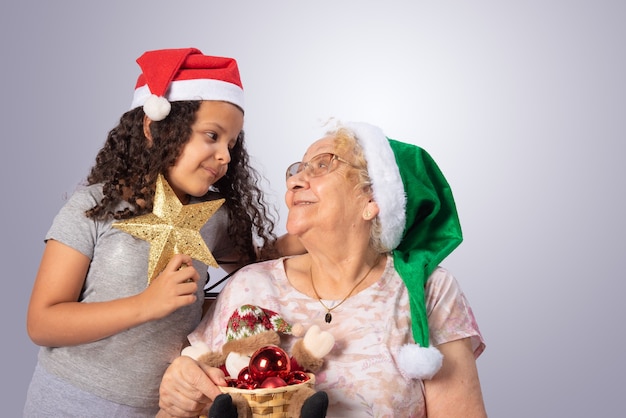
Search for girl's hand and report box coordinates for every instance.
[140,254,200,320]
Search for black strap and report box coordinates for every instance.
[204,261,243,299]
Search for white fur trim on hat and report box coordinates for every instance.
[131,78,245,114]
[344,122,406,250]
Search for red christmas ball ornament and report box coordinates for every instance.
[286,370,310,385]
[249,345,291,382]
[236,380,259,390]
[237,366,255,385]
[260,376,287,388]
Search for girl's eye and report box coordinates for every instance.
[206,132,217,140]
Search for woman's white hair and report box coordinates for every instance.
[339,121,407,251]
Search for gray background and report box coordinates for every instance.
[2,1,624,416]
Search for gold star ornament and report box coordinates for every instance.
[112,174,224,285]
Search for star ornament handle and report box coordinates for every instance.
[112,174,224,285]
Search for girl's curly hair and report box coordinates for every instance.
[85,101,279,264]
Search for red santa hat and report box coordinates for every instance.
[130,47,244,121]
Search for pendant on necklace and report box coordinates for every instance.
[325,312,332,323]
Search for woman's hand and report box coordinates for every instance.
[159,355,228,417]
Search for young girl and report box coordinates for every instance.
[24,48,281,417]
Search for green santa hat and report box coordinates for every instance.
[344,121,463,380]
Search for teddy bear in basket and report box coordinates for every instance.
[182,304,335,418]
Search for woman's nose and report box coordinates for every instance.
[286,171,307,190]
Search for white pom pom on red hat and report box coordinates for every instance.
[142,94,172,122]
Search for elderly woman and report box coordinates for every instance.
[158,121,487,418]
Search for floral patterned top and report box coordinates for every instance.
[189,255,485,418]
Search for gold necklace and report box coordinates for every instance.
[310,258,380,323]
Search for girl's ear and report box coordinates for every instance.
[143,115,154,145]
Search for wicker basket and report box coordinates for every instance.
[217,373,315,418]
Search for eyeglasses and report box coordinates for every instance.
[286,153,358,179]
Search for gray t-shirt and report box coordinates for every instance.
[35,184,234,408]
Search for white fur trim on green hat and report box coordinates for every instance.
[344,122,406,250]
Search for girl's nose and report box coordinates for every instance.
[216,142,231,164]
